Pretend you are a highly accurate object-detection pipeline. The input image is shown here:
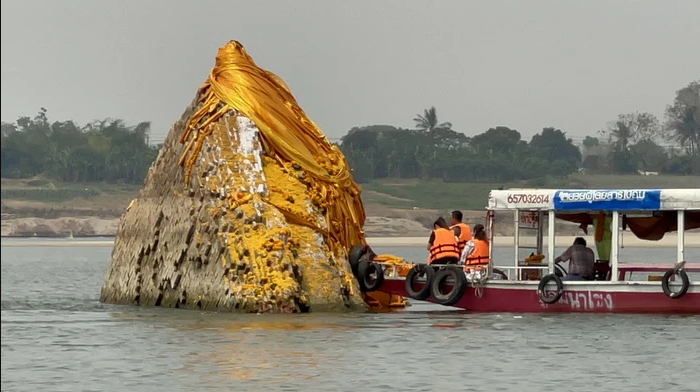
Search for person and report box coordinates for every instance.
[459,224,490,267]
[426,217,461,265]
[449,210,472,255]
[554,237,595,280]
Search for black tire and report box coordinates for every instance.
[404,264,435,300]
[357,260,384,292]
[348,245,368,276]
[661,269,690,299]
[430,266,467,306]
[538,274,563,304]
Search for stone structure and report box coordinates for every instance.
[100,41,369,313]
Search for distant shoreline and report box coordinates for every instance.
[2,233,699,248]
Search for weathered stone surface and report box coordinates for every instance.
[99,41,368,313]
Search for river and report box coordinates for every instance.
[1,239,699,392]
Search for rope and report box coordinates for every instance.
[469,269,490,298]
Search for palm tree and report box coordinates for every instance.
[413,106,452,132]
[611,120,632,150]
[665,81,699,156]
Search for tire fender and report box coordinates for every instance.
[661,269,690,299]
[430,266,468,306]
[357,260,385,292]
[538,274,564,304]
[404,264,435,300]
[348,245,368,277]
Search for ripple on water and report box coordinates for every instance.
[2,245,700,391]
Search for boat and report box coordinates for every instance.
[351,188,700,314]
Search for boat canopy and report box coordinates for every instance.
[488,188,700,241]
[488,188,700,212]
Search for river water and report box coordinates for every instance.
[2,239,699,392]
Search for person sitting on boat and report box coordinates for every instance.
[427,217,461,265]
[459,223,490,268]
[449,210,472,255]
[554,237,595,281]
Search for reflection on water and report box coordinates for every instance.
[2,242,700,392]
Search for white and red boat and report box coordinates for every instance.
[352,188,700,314]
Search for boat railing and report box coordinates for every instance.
[491,265,550,281]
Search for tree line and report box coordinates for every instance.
[339,80,699,182]
[1,108,158,183]
[1,80,698,185]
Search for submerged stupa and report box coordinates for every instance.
[100,40,381,313]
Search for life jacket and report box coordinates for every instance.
[428,228,460,263]
[466,238,490,266]
[450,222,472,253]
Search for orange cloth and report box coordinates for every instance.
[177,41,366,255]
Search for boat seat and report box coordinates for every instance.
[594,260,611,281]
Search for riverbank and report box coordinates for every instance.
[4,175,699,238]
[0,214,585,238]
[3,233,699,248]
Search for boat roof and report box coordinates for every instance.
[488,188,700,212]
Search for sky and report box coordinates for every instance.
[2,0,699,144]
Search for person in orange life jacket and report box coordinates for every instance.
[449,210,472,254]
[426,217,461,265]
[459,224,490,266]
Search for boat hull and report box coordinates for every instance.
[380,279,700,314]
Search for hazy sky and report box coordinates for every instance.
[2,0,699,144]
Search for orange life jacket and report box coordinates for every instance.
[428,228,460,263]
[450,222,472,253]
[466,238,490,266]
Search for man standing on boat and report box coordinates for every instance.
[449,210,472,255]
[554,237,595,280]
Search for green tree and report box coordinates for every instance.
[468,126,527,181]
[413,106,452,132]
[630,140,668,172]
[665,80,699,156]
[470,126,523,158]
[618,112,663,143]
[601,112,666,174]
[583,136,599,148]
[1,109,158,184]
[528,127,582,177]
